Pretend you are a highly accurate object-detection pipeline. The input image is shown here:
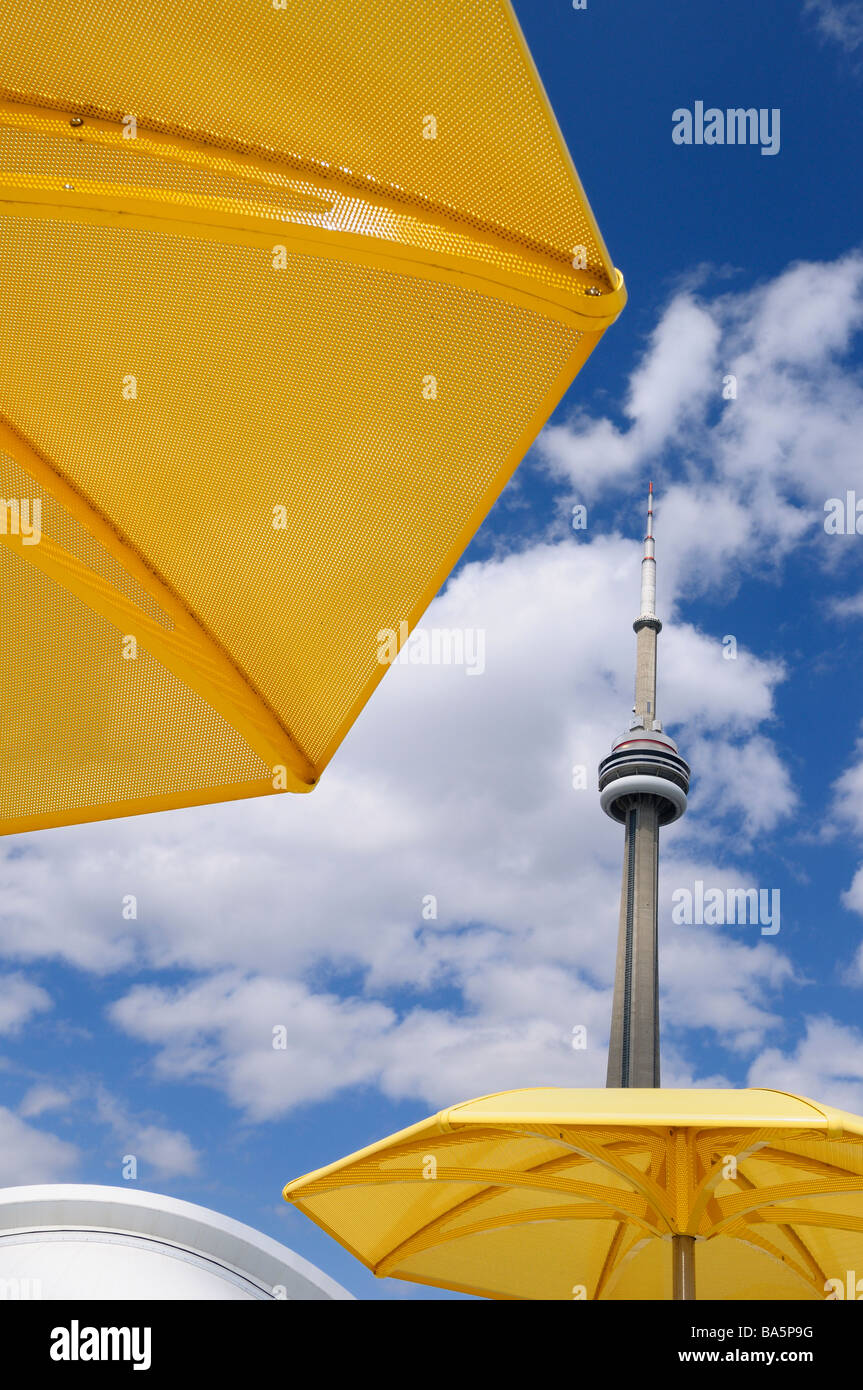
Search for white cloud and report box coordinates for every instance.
[831,589,863,617]
[844,868,863,926]
[126,1126,199,1180]
[18,1084,70,1119]
[805,0,863,53]
[94,1090,200,1180]
[110,965,612,1120]
[106,856,799,1122]
[110,975,395,1120]
[14,1079,198,1180]
[833,743,863,839]
[541,295,719,491]
[0,973,51,1035]
[539,253,863,601]
[662,933,795,1053]
[748,1016,863,1113]
[0,1108,78,1184]
[829,742,863,937]
[686,734,798,838]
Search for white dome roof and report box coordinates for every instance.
[0,1185,352,1301]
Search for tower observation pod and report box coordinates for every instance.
[598,484,690,1087]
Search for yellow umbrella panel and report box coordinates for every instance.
[283,1087,863,1300]
[0,0,625,834]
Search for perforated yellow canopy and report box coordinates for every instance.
[0,1,624,835]
[283,1087,863,1300]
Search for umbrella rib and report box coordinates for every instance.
[776,1224,828,1290]
[366,1147,593,1268]
[0,91,616,285]
[0,184,617,338]
[754,1206,863,1237]
[563,1133,674,1228]
[593,1221,627,1301]
[367,1135,668,1278]
[564,1124,670,1300]
[725,1220,822,1298]
[290,1130,647,1199]
[311,1161,649,1205]
[714,1175,863,1231]
[755,1144,863,1179]
[341,1129,672,1280]
[0,414,316,782]
[731,1168,829,1293]
[374,1203,654,1281]
[689,1129,769,1230]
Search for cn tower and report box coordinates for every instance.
[598,484,690,1087]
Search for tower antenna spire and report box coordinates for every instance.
[640,480,656,620]
[598,483,691,1087]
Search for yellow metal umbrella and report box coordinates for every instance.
[0,0,624,835]
[283,1087,863,1300]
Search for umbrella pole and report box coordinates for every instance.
[672,1235,695,1300]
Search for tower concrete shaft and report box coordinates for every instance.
[606,795,661,1087]
[598,482,690,1089]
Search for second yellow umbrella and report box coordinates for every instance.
[283,1087,863,1300]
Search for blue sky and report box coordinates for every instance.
[2,0,863,1300]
